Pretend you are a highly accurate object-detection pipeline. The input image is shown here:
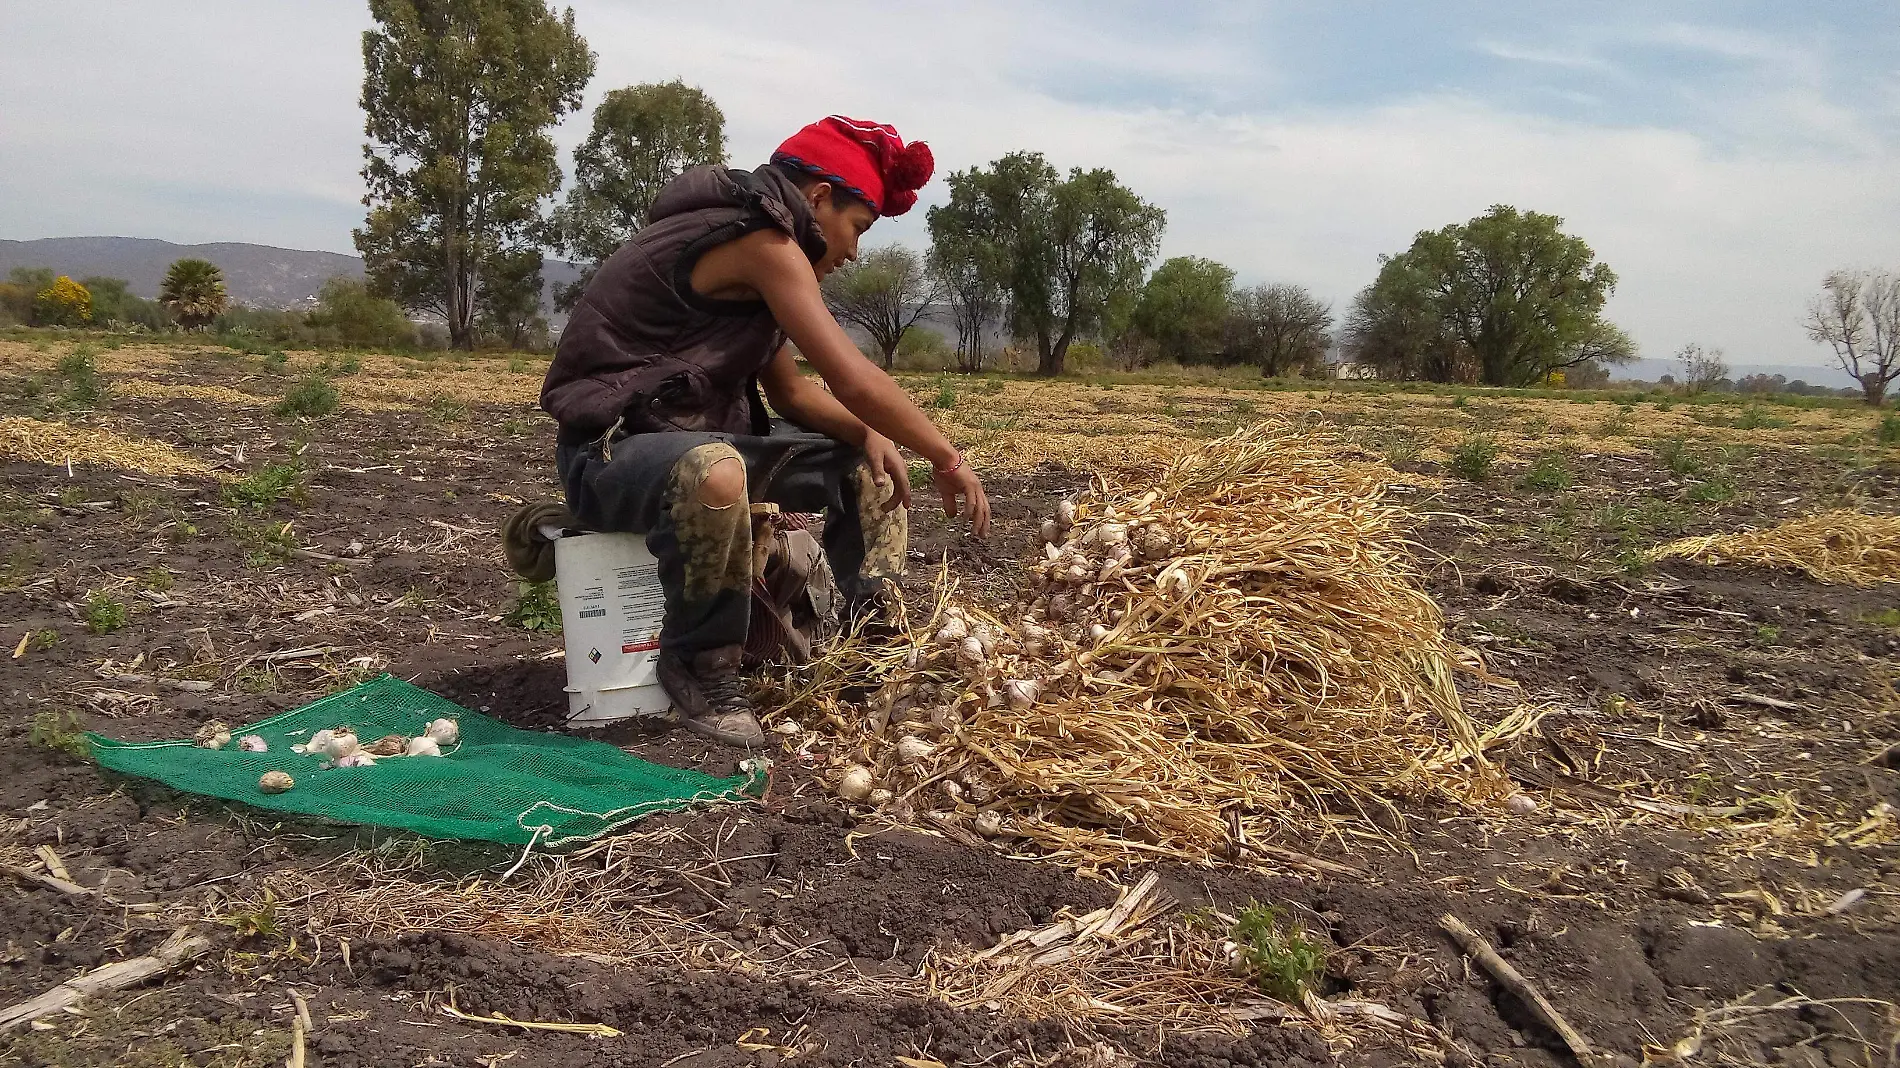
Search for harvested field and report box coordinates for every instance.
[2,336,1898,1068]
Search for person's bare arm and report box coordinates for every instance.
[699,230,988,534]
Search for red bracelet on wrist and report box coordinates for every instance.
[934,453,963,476]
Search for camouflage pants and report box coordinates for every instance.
[555,421,907,656]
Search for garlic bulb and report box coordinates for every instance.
[335,752,377,768]
[1088,623,1110,646]
[1063,564,1090,585]
[836,764,874,802]
[405,736,442,757]
[1046,594,1074,623]
[1096,558,1124,584]
[237,735,268,753]
[1096,523,1128,548]
[957,635,986,665]
[1056,500,1077,530]
[1005,679,1041,710]
[935,616,969,644]
[258,771,295,794]
[941,779,965,803]
[1039,518,1059,544]
[868,788,895,807]
[1136,524,1175,560]
[201,731,231,751]
[424,718,459,745]
[896,735,935,765]
[973,810,1004,837]
[298,729,335,756]
[1043,542,1062,562]
[1505,793,1539,815]
[363,733,408,757]
[322,730,360,759]
[770,719,802,736]
[194,720,231,749]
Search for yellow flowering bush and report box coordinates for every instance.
[33,276,93,326]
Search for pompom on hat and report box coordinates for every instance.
[772,116,934,217]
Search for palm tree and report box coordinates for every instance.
[159,259,229,331]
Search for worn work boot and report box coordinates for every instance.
[657,645,765,748]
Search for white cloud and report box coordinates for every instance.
[2,0,1894,374]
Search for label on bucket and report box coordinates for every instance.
[556,534,672,724]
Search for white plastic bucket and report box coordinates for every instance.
[553,532,673,727]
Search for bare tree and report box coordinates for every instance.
[1676,342,1728,395]
[929,242,1002,372]
[1806,269,1900,406]
[822,246,941,369]
[1225,283,1333,376]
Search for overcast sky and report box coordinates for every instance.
[3,1,1897,372]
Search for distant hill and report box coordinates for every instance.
[0,236,583,314]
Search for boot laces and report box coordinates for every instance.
[698,663,750,716]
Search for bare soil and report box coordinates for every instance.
[2,353,1896,1067]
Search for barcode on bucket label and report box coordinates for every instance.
[578,608,606,619]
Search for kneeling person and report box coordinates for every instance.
[541,116,990,748]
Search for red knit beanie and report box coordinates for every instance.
[771,115,934,217]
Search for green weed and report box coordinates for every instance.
[52,352,107,411]
[223,463,305,510]
[1862,608,1900,629]
[1448,433,1500,481]
[235,519,298,566]
[317,353,362,376]
[427,395,469,423]
[930,379,958,410]
[1229,903,1326,1002]
[1654,436,1700,475]
[1517,453,1574,493]
[83,590,128,634]
[504,580,562,633]
[1879,412,1900,446]
[142,566,175,592]
[274,373,339,419]
[219,892,282,941]
[1735,405,1789,430]
[1686,472,1738,504]
[31,709,90,760]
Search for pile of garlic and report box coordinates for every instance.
[290,717,459,767]
[821,494,1178,837]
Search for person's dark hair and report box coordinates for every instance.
[772,159,874,213]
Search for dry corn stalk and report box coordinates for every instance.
[780,423,1513,871]
[1648,511,1900,587]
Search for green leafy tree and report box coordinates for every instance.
[1226,283,1333,376]
[1,268,55,324]
[1131,256,1234,364]
[929,153,1164,376]
[1344,206,1630,386]
[307,276,417,348]
[553,80,726,307]
[355,0,594,349]
[822,245,940,369]
[159,259,229,331]
[80,276,170,329]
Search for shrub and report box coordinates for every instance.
[1734,404,1789,430]
[1448,433,1500,481]
[307,276,417,348]
[928,378,957,410]
[275,374,339,419]
[32,276,93,326]
[892,328,956,371]
[1879,412,1899,446]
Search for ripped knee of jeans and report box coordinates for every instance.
[677,443,746,510]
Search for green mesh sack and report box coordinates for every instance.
[88,675,758,848]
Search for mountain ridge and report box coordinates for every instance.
[0,236,582,314]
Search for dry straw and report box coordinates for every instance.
[1648,511,1900,587]
[774,422,1516,872]
[0,416,218,480]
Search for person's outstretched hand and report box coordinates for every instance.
[861,432,912,511]
[934,463,990,538]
